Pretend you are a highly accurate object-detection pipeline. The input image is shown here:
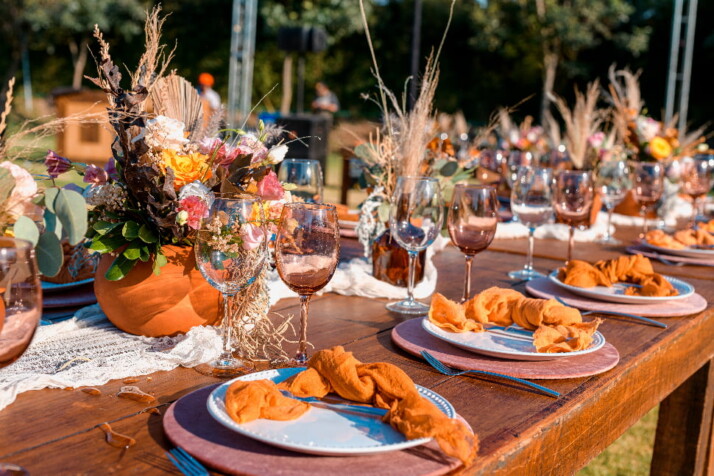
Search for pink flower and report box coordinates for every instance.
[0,161,41,221]
[177,195,209,230]
[83,165,109,186]
[239,223,265,250]
[237,134,268,164]
[588,132,605,149]
[44,150,71,178]
[199,137,240,167]
[256,170,285,201]
[104,157,118,180]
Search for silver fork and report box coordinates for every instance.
[554,296,667,329]
[420,350,560,398]
[166,447,209,476]
[279,389,387,418]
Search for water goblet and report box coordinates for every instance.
[277,158,324,203]
[448,184,498,302]
[553,170,594,263]
[195,193,268,376]
[275,203,340,364]
[680,157,711,227]
[595,159,630,244]
[631,162,664,238]
[386,176,444,315]
[508,167,554,280]
[504,150,534,189]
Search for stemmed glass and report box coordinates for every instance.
[631,162,664,238]
[277,158,324,203]
[595,159,630,244]
[680,157,711,227]
[275,203,339,364]
[195,193,268,376]
[504,150,534,189]
[508,167,554,280]
[448,184,498,302]
[387,176,444,315]
[553,170,594,263]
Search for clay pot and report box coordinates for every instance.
[613,190,658,218]
[94,245,221,337]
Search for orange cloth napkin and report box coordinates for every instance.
[224,346,478,465]
[646,228,714,249]
[429,288,600,353]
[700,220,714,233]
[558,255,677,297]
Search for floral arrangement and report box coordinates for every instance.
[496,110,549,159]
[60,7,292,281]
[0,77,90,278]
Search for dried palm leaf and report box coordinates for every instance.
[607,65,642,144]
[149,73,204,137]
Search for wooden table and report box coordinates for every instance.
[1,226,712,475]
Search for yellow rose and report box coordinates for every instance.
[648,136,672,160]
[160,149,212,190]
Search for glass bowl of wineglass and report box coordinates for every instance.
[680,157,711,227]
[631,162,664,238]
[277,159,324,203]
[553,170,594,263]
[595,159,630,244]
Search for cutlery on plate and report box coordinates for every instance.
[420,350,560,398]
[279,390,388,418]
[482,324,534,341]
[554,296,667,329]
[166,447,209,476]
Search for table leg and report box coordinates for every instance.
[651,359,714,476]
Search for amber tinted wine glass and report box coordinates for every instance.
[448,184,498,302]
[553,170,594,263]
[631,162,664,238]
[680,157,711,227]
[275,203,340,364]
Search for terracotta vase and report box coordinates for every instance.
[94,245,221,337]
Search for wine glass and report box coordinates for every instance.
[387,176,444,315]
[504,150,535,189]
[0,237,42,369]
[448,184,498,302]
[275,203,339,364]
[553,170,594,263]
[595,159,630,244]
[680,157,711,227]
[277,158,324,203]
[195,193,268,376]
[508,167,554,280]
[631,162,664,238]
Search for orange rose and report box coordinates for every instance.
[160,149,212,190]
[648,136,672,160]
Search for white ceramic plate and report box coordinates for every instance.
[40,278,94,292]
[421,318,606,361]
[642,240,714,259]
[206,367,455,456]
[548,270,694,304]
[338,219,358,230]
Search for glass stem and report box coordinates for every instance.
[567,226,575,263]
[407,250,417,304]
[525,228,535,272]
[462,255,474,303]
[606,207,614,241]
[296,294,311,363]
[220,293,234,359]
[641,205,649,237]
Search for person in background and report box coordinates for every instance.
[198,72,221,113]
[311,82,339,116]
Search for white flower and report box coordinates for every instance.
[176,210,189,226]
[266,144,288,165]
[0,161,41,221]
[144,115,189,151]
[635,116,661,142]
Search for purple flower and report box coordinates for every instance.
[104,157,118,180]
[83,164,109,186]
[44,150,71,178]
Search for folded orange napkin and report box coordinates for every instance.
[429,288,600,353]
[700,220,714,233]
[646,228,714,249]
[224,346,478,465]
[558,255,677,297]
[645,230,686,249]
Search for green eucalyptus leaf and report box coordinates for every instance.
[36,231,63,277]
[44,188,60,213]
[122,221,140,240]
[105,254,138,281]
[122,240,143,260]
[139,245,150,262]
[138,224,158,244]
[93,220,122,235]
[440,161,458,177]
[43,210,63,240]
[152,251,168,275]
[54,189,88,245]
[13,216,40,246]
[88,232,128,253]
[377,202,391,223]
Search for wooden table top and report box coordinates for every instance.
[1,226,712,475]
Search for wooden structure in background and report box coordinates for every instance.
[54,90,113,165]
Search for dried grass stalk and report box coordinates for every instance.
[552,80,603,169]
[131,6,175,94]
[0,77,15,141]
[607,65,642,145]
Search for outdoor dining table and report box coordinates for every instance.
[1,225,712,475]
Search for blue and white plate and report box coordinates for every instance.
[421,317,606,361]
[41,278,94,293]
[548,270,694,304]
[206,367,455,456]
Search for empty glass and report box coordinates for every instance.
[631,162,664,238]
[387,176,444,315]
[680,157,711,227]
[595,159,630,244]
[553,170,594,263]
[195,193,268,376]
[508,167,554,280]
[277,158,324,203]
[447,184,498,302]
[504,150,535,189]
[275,203,339,364]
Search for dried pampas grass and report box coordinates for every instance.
[0,78,14,143]
[607,65,642,144]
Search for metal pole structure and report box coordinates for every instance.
[408,0,423,111]
[240,0,258,122]
[678,0,698,133]
[227,0,258,128]
[664,0,684,125]
[296,54,305,114]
